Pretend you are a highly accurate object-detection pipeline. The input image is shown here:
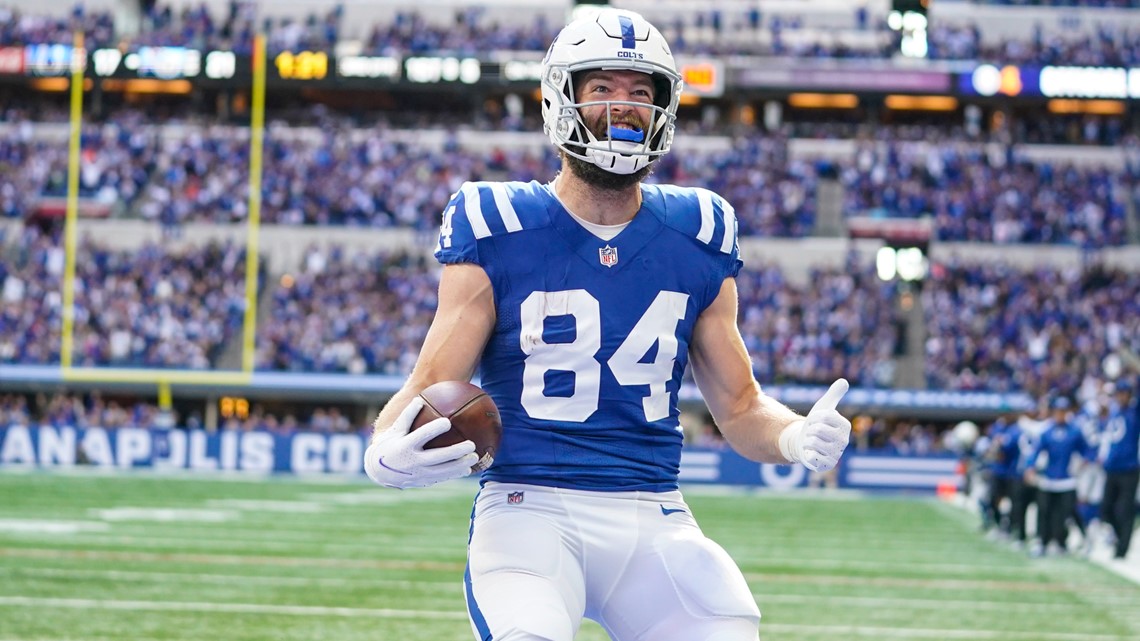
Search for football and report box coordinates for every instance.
[412,381,502,473]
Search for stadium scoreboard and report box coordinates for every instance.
[6,43,1140,102]
[1,44,729,96]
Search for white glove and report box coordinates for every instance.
[778,378,851,472]
[363,396,479,489]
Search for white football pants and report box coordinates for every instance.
[464,482,761,641]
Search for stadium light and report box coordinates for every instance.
[1047,99,1126,115]
[877,246,928,282]
[884,95,958,111]
[889,0,929,59]
[787,93,859,109]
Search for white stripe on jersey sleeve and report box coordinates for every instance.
[696,189,715,244]
[720,199,737,254]
[462,183,492,239]
[488,183,523,233]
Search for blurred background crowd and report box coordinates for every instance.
[0,0,1138,446]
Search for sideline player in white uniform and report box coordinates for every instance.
[363,9,852,641]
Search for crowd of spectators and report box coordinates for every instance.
[928,20,1140,66]
[4,106,1135,245]
[735,255,902,389]
[688,411,950,455]
[6,1,1140,63]
[0,3,116,48]
[653,134,821,238]
[0,226,901,386]
[970,1,1140,8]
[852,416,945,455]
[0,391,174,429]
[131,125,552,229]
[136,1,340,54]
[2,108,815,234]
[0,392,370,432]
[0,111,159,220]
[922,260,1140,398]
[256,245,439,375]
[840,140,1130,246]
[5,99,1139,248]
[0,225,251,367]
[789,116,1132,148]
[0,3,882,58]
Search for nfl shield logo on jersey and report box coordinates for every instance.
[507,491,525,505]
[598,245,619,268]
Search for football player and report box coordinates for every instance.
[1099,375,1139,560]
[363,9,852,640]
[1025,397,1092,556]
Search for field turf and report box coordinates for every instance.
[1,470,1137,641]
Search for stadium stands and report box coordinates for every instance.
[0,0,1137,437]
[0,225,251,367]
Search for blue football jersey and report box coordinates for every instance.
[434,180,742,491]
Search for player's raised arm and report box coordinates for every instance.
[689,277,852,471]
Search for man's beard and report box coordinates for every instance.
[561,113,655,190]
[563,151,653,190]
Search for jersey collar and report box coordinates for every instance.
[545,183,664,273]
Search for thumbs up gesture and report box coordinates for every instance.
[778,379,852,472]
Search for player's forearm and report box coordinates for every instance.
[370,387,422,444]
[714,385,803,463]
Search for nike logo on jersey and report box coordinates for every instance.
[659,504,686,516]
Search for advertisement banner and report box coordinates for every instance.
[0,425,963,492]
[958,63,1140,99]
[0,425,366,474]
[736,63,951,93]
[0,46,24,75]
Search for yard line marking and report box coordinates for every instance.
[13,532,453,558]
[4,524,1026,574]
[204,499,324,513]
[742,571,1112,593]
[731,554,1029,575]
[0,596,467,620]
[753,593,1101,612]
[0,634,173,638]
[0,547,467,572]
[1,567,461,592]
[1,547,1122,595]
[6,566,1123,615]
[716,532,1009,551]
[2,567,1108,613]
[89,508,236,522]
[760,623,1133,641]
[0,597,1130,641]
[299,486,477,505]
[0,519,109,534]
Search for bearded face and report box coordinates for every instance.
[562,107,655,189]
[562,70,659,188]
[563,149,653,190]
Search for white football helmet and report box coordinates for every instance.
[541,9,683,175]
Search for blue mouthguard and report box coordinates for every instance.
[608,126,645,143]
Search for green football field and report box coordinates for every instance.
[1,470,1137,641]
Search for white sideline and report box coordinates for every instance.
[942,491,1140,586]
